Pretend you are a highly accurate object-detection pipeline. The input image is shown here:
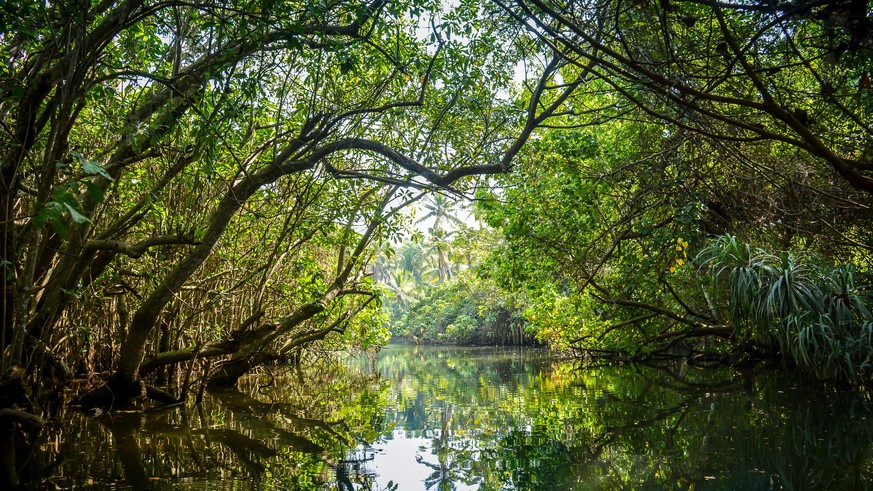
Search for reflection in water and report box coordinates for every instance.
[9,345,873,489]
[12,362,390,490]
[342,346,873,490]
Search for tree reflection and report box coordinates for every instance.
[413,403,484,491]
[16,348,873,490]
[18,361,389,489]
[346,347,873,491]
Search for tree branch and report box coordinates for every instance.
[85,234,200,259]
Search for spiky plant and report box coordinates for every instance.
[698,235,873,382]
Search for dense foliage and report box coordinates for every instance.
[1,0,871,425]
[497,0,873,194]
[1,0,578,411]
[463,0,873,379]
[477,117,873,378]
[391,274,530,345]
[469,0,873,376]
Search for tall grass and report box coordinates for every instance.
[698,235,873,382]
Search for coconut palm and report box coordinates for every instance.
[397,241,428,282]
[417,194,464,233]
[424,227,454,282]
[417,194,464,283]
[386,269,418,309]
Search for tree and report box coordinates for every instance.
[0,0,576,410]
[418,194,464,234]
[493,0,873,194]
[473,0,873,364]
[416,194,464,282]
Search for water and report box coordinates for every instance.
[9,345,873,489]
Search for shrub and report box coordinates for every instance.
[699,235,873,382]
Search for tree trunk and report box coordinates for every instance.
[206,352,275,388]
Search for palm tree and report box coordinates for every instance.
[386,269,418,309]
[424,228,454,282]
[397,241,428,282]
[417,194,464,233]
[417,194,464,283]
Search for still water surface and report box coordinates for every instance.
[18,345,873,489]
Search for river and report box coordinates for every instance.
[10,345,873,489]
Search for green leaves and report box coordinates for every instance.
[80,158,112,180]
[33,152,116,237]
[62,202,89,224]
[700,235,873,382]
[34,182,92,238]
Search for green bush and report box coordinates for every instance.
[700,235,873,382]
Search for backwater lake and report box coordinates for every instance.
[15,345,873,489]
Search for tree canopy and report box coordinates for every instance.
[0,0,580,409]
[1,0,872,418]
[495,0,873,192]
